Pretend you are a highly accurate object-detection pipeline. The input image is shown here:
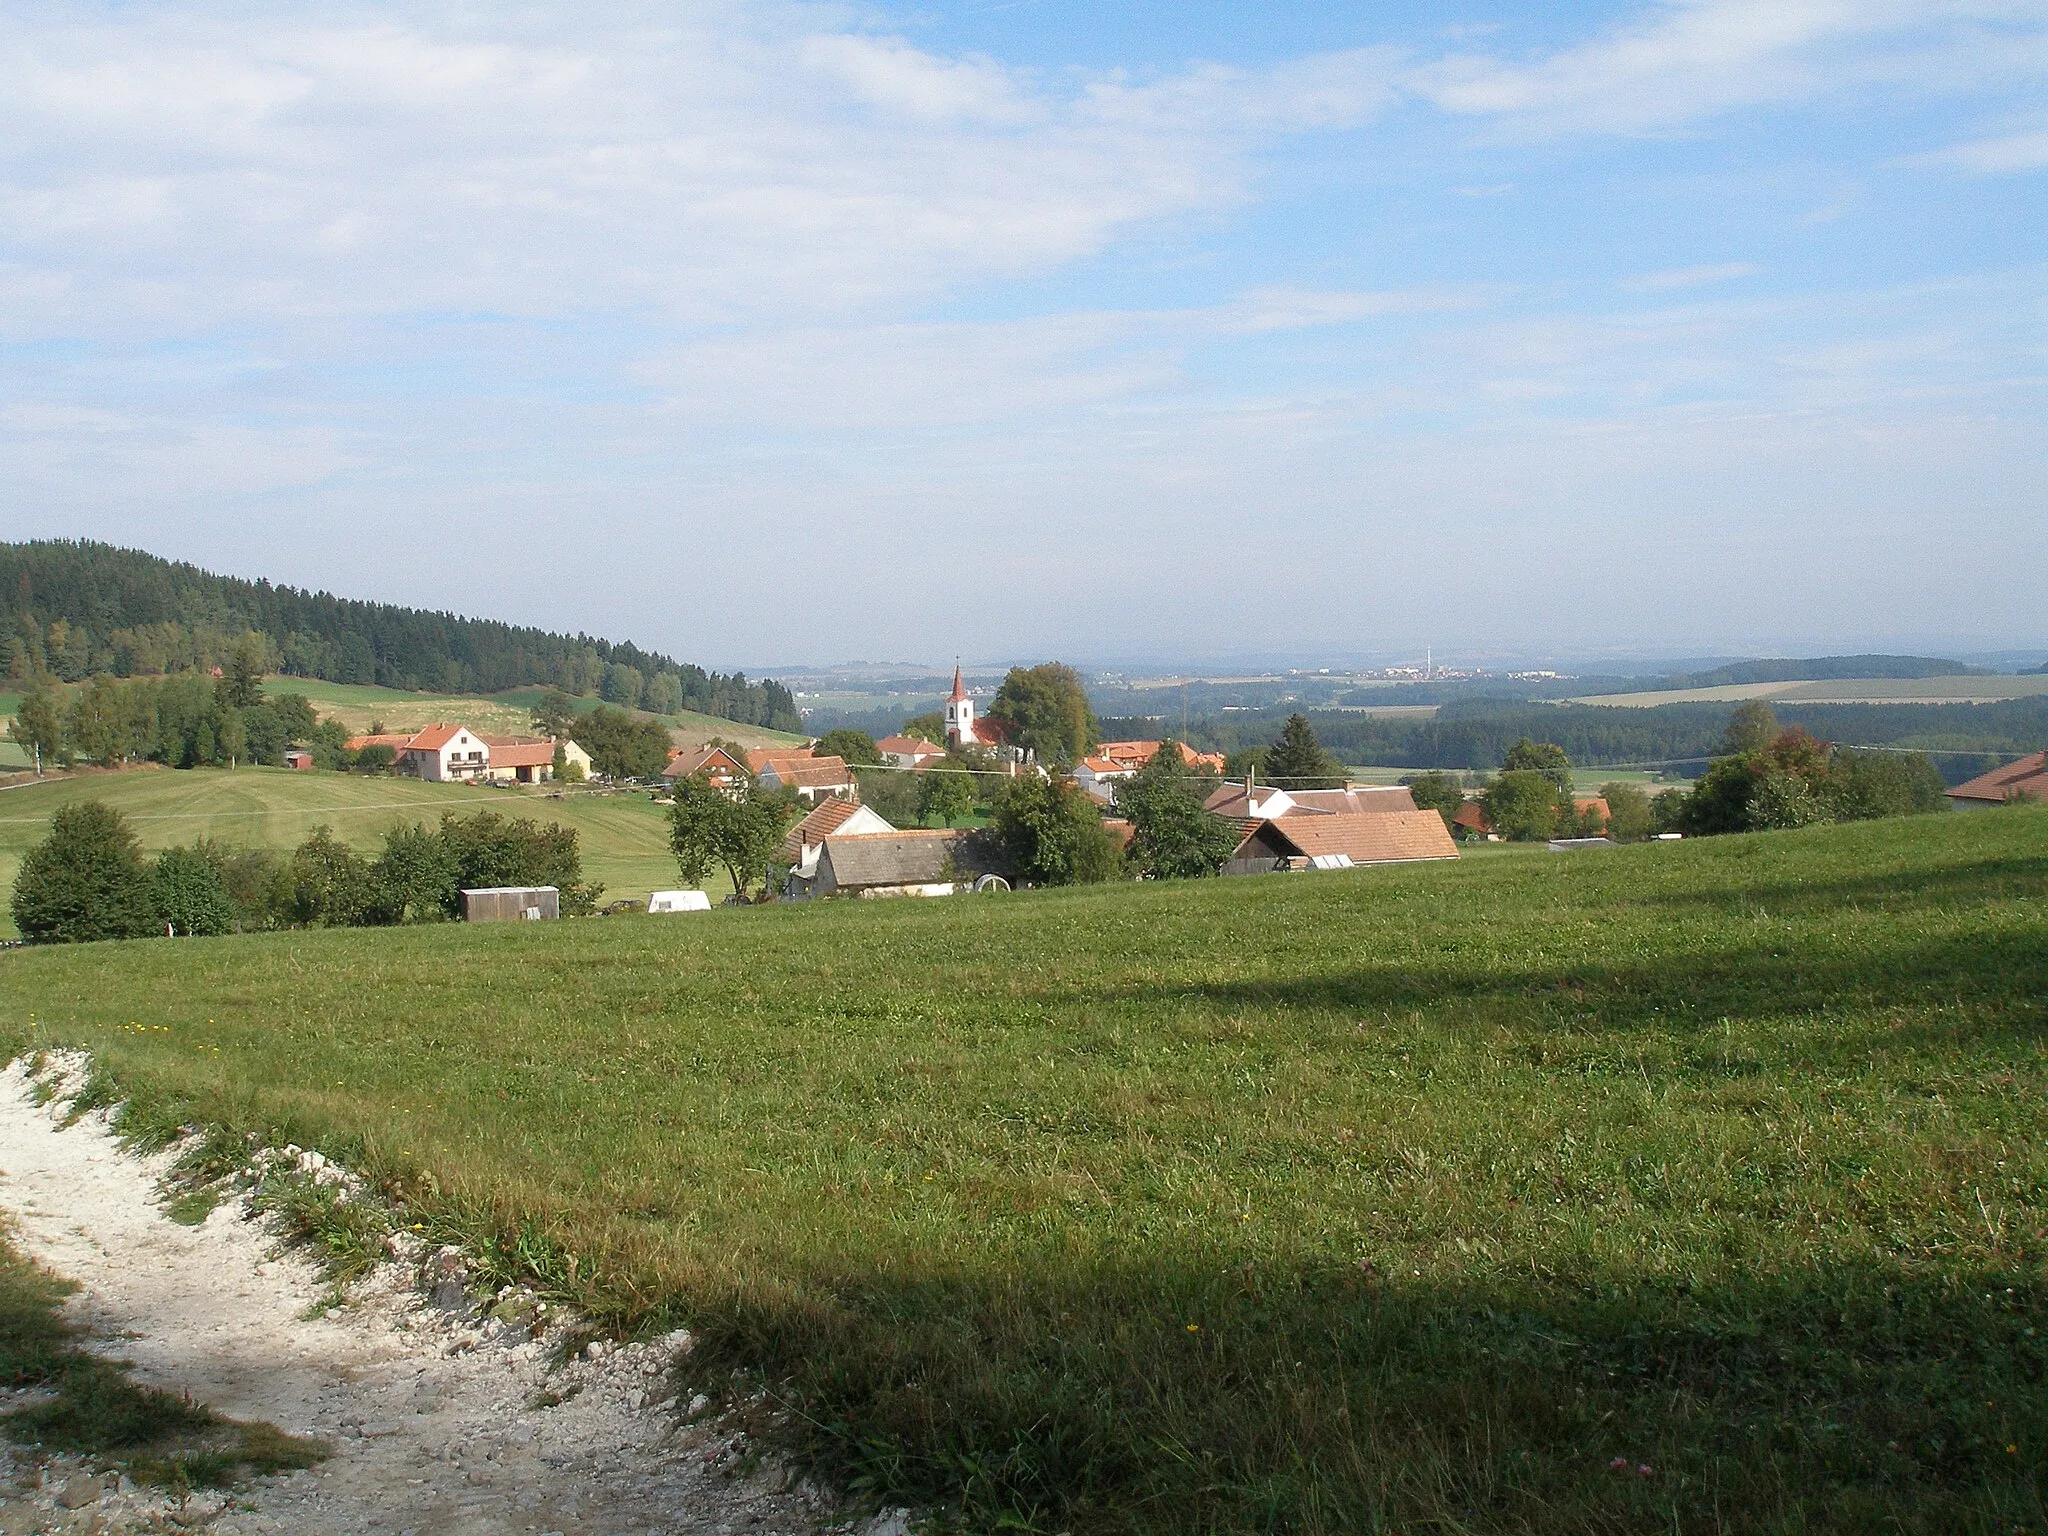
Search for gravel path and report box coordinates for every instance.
[0,1058,859,1536]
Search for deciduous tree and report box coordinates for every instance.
[987,664,1097,765]
[12,802,159,943]
[1112,742,1236,879]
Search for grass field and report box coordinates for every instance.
[1577,674,2048,708]
[5,810,2044,1532]
[262,679,806,749]
[0,767,706,936]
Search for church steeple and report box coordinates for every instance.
[945,661,974,745]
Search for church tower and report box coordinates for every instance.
[944,663,974,747]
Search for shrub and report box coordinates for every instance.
[1599,782,1654,842]
[1404,771,1466,832]
[994,775,1122,885]
[288,827,387,928]
[11,803,160,943]
[150,846,233,937]
[1482,771,1561,842]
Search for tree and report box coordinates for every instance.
[373,821,460,923]
[856,765,920,826]
[352,742,397,774]
[435,810,599,915]
[718,788,800,899]
[1263,715,1344,790]
[10,682,64,773]
[668,774,727,887]
[901,711,946,745]
[1112,741,1236,879]
[1599,782,1654,842]
[11,802,159,943]
[815,729,882,767]
[572,705,671,779]
[1722,700,1781,755]
[531,689,579,741]
[1405,771,1467,832]
[269,692,318,742]
[1837,750,1948,819]
[288,827,384,927]
[987,664,1097,765]
[150,845,233,936]
[993,775,1121,885]
[1500,738,1572,795]
[67,675,144,766]
[222,634,267,709]
[1482,771,1562,842]
[918,767,977,829]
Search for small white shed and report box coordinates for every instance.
[647,890,712,914]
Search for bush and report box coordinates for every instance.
[1481,771,1562,842]
[11,803,161,943]
[150,846,233,937]
[994,776,1122,885]
[288,828,387,928]
[1599,782,1654,842]
[1404,771,1466,832]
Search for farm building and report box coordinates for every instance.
[1076,741,1230,802]
[781,797,897,879]
[756,754,857,803]
[1947,751,2048,808]
[665,745,747,792]
[1202,781,1417,822]
[1227,811,1459,874]
[344,724,585,783]
[876,735,948,771]
[790,830,967,899]
[461,886,559,921]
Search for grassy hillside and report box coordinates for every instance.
[262,678,805,749]
[6,810,2044,1532]
[0,767,703,935]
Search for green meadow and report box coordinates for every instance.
[0,766,712,936]
[259,677,806,748]
[4,808,2044,1532]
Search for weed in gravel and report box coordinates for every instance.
[162,1188,220,1227]
[251,1172,392,1284]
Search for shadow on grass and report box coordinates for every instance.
[1090,926,2048,1051]
[683,1246,2048,1536]
[1636,850,2048,917]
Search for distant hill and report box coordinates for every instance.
[0,540,799,731]
[1574,655,1984,697]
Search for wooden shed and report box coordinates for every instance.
[461,886,560,922]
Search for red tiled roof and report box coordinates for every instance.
[948,665,969,704]
[747,746,812,775]
[666,746,745,779]
[765,755,855,790]
[1948,751,2048,804]
[1287,787,1418,816]
[486,741,556,769]
[344,732,415,752]
[781,796,867,859]
[1236,810,1459,866]
[405,723,467,752]
[877,735,945,756]
[1452,801,1490,833]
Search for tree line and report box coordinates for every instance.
[1124,696,2048,781]
[1,539,799,730]
[11,804,599,943]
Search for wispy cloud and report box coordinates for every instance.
[1625,262,1763,292]
[1906,124,2048,172]
[1406,0,2048,134]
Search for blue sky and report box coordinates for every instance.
[1,0,2043,668]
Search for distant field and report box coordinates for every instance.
[1578,674,2048,708]
[9,810,2045,1533]
[0,767,706,936]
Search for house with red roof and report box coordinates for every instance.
[1947,750,2048,808]
[665,745,747,792]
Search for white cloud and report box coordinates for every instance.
[0,6,1398,337]
[1908,125,2048,171]
[1625,262,1763,291]
[1407,0,2048,134]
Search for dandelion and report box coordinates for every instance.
[1186,1324,1200,1333]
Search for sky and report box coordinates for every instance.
[1,0,2044,670]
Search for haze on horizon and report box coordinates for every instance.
[2,0,2044,671]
